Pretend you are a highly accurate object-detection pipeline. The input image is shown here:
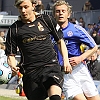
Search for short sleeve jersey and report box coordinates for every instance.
[57,22,96,65]
[5,14,63,71]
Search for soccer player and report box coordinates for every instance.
[53,1,100,100]
[5,0,72,100]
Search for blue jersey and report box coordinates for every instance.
[57,22,96,66]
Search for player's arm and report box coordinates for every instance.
[76,25,98,60]
[44,15,72,73]
[7,55,20,74]
[80,45,98,61]
[5,24,19,74]
[69,25,98,66]
[69,45,98,67]
[57,39,72,73]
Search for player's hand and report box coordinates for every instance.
[69,56,82,67]
[63,62,72,74]
[11,66,20,75]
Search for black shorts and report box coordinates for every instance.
[22,64,63,100]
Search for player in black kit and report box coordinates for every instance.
[5,0,72,100]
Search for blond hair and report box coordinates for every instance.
[52,0,72,15]
[14,0,37,7]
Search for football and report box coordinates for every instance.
[0,62,12,84]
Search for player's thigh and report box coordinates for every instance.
[73,93,87,100]
[48,85,62,97]
[81,68,99,97]
[86,94,100,100]
[23,79,47,100]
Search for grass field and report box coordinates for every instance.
[0,96,26,100]
[0,96,64,100]
[0,96,51,100]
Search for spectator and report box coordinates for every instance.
[79,17,85,28]
[91,28,100,45]
[0,42,6,58]
[0,31,6,42]
[87,51,100,94]
[0,36,4,43]
[46,0,56,10]
[87,52,100,80]
[0,42,7,75]
[0,42,6,50]
[82,0,93,11]
[97,46,100,61]
[71,17,79,25]
[97,24,100,36]
[86,24,93,35]
[35,0,44,13]
[93,23,97,29]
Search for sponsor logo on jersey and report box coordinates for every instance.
[22,35,47,43]
[67,31,73,37]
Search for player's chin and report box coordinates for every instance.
[58,20,65,24]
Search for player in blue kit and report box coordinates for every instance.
[53,1,100,100]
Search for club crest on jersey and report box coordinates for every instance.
[37,22,44,31]
[67,31,73,37]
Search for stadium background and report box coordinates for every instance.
[0,0,100,15]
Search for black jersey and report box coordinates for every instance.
[5,14,63,72]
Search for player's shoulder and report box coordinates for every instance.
[74,24,88,35]
[38,14,57,27]
[74,24,86,31]
[68,22,79,30]
[10,20,22,29]
[36,13,51,20]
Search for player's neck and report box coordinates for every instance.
[22,12,37,23]
[59,21,68,29]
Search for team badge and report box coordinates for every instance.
[37,22,44,31]
[67,31,73,37]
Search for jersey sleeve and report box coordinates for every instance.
[42,14,63,42]
[5,23,17,56]
[74,25,97,48]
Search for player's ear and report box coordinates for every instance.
[32,3,36,11]
[68,13,71,18]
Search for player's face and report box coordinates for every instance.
[91,53,97,61]
[54,4,70,24]
[17,0,35,22]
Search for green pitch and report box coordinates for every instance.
[0,96,26,100]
